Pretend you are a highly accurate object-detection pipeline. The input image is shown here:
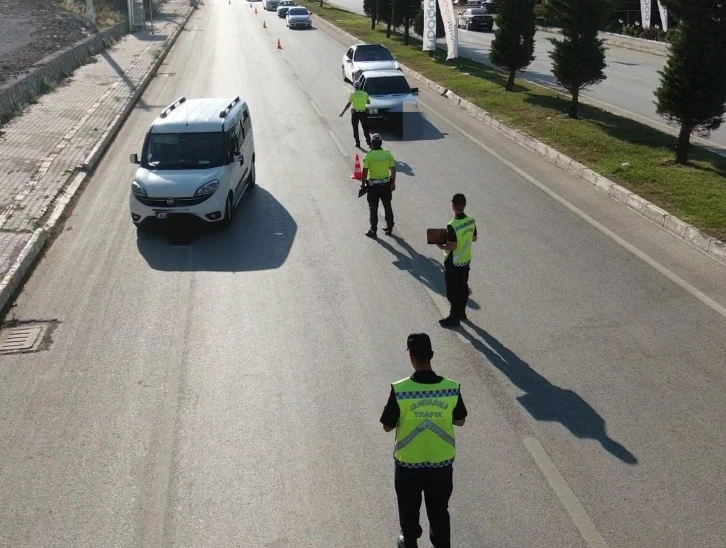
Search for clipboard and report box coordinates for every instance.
[427,228,448,245]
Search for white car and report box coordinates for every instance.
[129,96,256,229]
[342,43,400,84]
[262,0,280,11]
[286,7,311,28]
[355,70,419,134]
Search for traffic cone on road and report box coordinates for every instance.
[277,38,282,49]
[263,20,266,28]
[254,6,257,13]
[350,154,362,180]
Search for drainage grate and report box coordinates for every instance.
[0,324,46,355]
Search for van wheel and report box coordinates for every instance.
[248,160,256,187]
[221,194,233,228]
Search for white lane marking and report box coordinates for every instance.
[419,99,726,320]
[328,128,348,157]
[309,98,324,118]
[524,437,610,548]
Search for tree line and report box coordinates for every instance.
[362,0,726,164]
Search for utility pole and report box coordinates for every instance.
[85,0,95,25]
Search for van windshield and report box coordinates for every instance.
[144,132,225,169]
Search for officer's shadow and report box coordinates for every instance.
[376,234,480,311]
[459,321,638,465]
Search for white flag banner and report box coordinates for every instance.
[437,0,458,60]
[657,0,669,31]
[422,0,437,51]
[640,0,652,29]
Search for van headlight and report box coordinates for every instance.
[132,181,147,197]
[194,180,219,197]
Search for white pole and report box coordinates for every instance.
[85,0,95,25]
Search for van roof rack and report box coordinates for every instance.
[219,96,241,119]
[160,97,187,119]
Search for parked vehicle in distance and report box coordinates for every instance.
[128,96,256,230]
[277,0,296,17]
[355,70,419,135]
[456,7,494,31]
[286,7,312,28]
[341,43,400,85]
[262,0,280,11]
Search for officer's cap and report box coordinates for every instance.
[407,333,433,360]
[452,193,466,207]
[371,133,382,142]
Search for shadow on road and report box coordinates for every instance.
[136,186,297,272]
[373,113,448,142]
[460,321,638,465]
[375,234,480,311]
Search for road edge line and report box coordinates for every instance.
[0,5,197,317]
[309,13,726,269]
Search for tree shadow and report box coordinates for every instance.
[459,321,638,465]
[525,93,726,175]
[374,234,480,310]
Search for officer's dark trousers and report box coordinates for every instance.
[351,110,371,145]
[444,263,470,319]
[395,465,454,548]
[367,183,394,232]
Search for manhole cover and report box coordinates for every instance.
[0,324,47,354]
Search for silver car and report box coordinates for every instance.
[276,0,296,17]
[355,70,419,134]
[286,7,311,28]
[262,0,280,11]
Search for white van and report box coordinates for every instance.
[129,96,255,229]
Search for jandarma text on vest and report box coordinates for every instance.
[409,398,450,411]
[451,219,475,231]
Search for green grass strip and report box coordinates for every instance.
[300,1,726,241]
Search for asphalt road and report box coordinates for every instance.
[2,1,726,547]
[327,0,726,152]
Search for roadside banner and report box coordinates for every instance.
[640,0,652,29]
[657,0,668,31]
[437,0,458,60]
[423,0,437,51]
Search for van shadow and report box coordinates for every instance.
[371,113,448,142]
[459,321,638,465]
[375,234,480,310]
[136,186,297,272]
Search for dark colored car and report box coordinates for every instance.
[456,7,494,31]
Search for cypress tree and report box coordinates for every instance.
[546,0,607,119]
[655,1,726,164]
[490,0,537,91]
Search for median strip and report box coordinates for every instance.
[302,1,726,256]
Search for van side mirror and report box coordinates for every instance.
[129,153,140,164]
[411,87,419,94]
[233,151,244,164]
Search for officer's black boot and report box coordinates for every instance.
[439,306,460,328]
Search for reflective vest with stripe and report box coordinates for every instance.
[444,215,475,266]
[392,377,459,468]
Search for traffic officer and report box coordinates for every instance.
[339,80,372,148]
[380,333,467,548]
[361,133,395,239]
[436,194,477,327]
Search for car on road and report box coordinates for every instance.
[342,43,400,85]
[355,70,419,134]
[129,96,256,230]
[456,7,495,31]
[286,7,312,28]
[276,0,296,17]
[262,0,280,11]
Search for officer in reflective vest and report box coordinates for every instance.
[338,80,372,148]
[380,333,468,548]
[436,193,477,327]
[361,133,396,238]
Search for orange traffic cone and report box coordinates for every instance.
[263,20,266,28]
[277,38,282,49]
[350,154,362,180]
[254,6,257,13]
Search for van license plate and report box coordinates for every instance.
[156,212,168,219]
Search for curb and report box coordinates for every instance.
[0,5,197,316]
[311,14,726,268]
[535,26,670,58]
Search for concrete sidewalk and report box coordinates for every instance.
[0,0,194,312]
